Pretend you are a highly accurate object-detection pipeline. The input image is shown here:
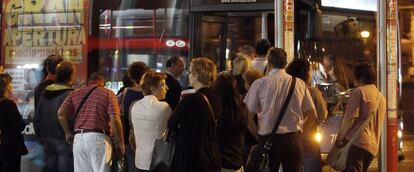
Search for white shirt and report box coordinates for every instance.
[131,95,172,170]
[244,69,316,135]
[251,57,267,73]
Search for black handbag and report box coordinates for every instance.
[150,134,175,172]
[245,77,296,172]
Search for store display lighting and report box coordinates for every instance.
[360,30,370,38]
[398,130,403,138]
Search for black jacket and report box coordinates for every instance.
[34,79,55,109]
[0,99,28,156]
[34,83,73,140]
[165,73,182,110]
[168,87,222,172]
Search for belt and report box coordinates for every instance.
[74,129,108,135]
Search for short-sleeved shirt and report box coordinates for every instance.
[244,68,316,135]
[341,84,386,156]
[60,84,120,135]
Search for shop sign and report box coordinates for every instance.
[1,0,89,65]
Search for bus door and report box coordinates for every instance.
[192,13,228,71]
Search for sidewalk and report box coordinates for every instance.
[398,135,414,172]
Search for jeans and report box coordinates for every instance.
[125,144,138,172]
[302,138,322,172]
[343,145,374,172]
[42,138,74,172]
[73,132,112,172]
[263,132,304,172]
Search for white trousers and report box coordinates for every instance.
[73,132,112,172]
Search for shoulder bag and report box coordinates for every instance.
[245,77,296,172]
[326,91,381,171]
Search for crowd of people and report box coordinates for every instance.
[0,39,386,172]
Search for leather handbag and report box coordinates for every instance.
[150,133,175,172]
[326,91,381,171]
[245,77,296,172]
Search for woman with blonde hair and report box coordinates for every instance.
[232,55,251,96]
[168,57,222,172]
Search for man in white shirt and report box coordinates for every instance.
[244,48,317,172]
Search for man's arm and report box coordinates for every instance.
[111,114,125,155]
[246,112,259,140]
[108,91,125,155]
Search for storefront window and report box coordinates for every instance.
[1,0,89,143]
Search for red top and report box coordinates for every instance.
[60,84,120,135]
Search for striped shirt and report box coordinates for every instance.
[60,84,120,135]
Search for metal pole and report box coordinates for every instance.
[275,0,283,48]
[261,12,268,39]
[378,0,387,170]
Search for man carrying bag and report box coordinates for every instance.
[244,48,317,172]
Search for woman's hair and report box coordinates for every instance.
[242,69,263,87]
[353,63,376,85]
[128,62,150,84]
[213,72,247,129]
[140,72,166,95]
[0,73,12,98]
[191,57,217,86]
[121,74,134,88]
[55,61,74,83]
[286,58,311,84]
[232,55,251,76]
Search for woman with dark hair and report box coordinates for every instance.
[336,63,386,172]
[286,58,328,172]
[168,57,221,172]
[0,73,28,172]
[118,61,150,172]
[213,73,247,172]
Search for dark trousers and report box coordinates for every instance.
[42,138,73,172]
[125,145,138,172]
[262,132,304,172]
[343,145,374,172]
[0,154,21,172]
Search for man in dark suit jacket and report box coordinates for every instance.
[165,56,184,110]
